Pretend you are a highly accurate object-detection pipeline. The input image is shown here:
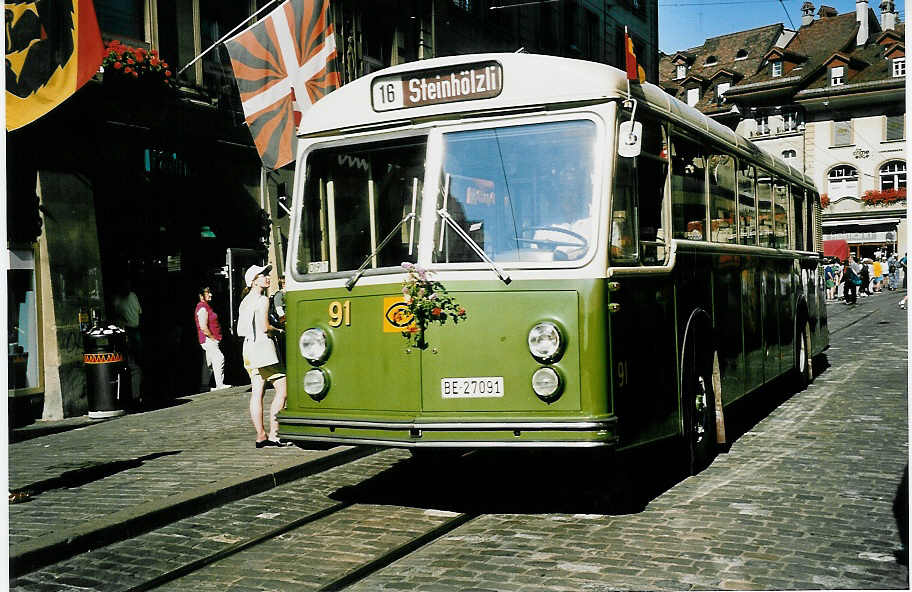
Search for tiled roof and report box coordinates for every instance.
[659,23,784,114]
[728,11,869,93]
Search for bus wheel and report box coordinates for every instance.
[683,345,717,475]
[795,319,813,389]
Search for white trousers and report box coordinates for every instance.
[201,338,226,388]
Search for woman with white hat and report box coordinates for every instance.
[237,264,289,447]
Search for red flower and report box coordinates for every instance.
[126,58,134,64]
[162,62,169,68]
[150,49,158,57]
[457,308,466,316]
[123,66,132,74]
[150,57,160,67]
[165,70,171,77]
[132,71,139,77]
[431,307,442,317]
[113,61,122,70]
[407,326,418,334]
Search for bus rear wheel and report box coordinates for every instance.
[683,345,718,475]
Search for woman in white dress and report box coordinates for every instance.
[237,264,289,448]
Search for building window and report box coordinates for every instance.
[95,0,145,40]
[755,115,770,136]
[832,119,853,146]
[782,149,797,160]
[676,64,687,79]
[893,57,906,77]
[705,55,718,66]
[886,114,905,141]
[716,82,730,101]
[735,49,748,60]
[782,110,801,132]
[8,249,41,392]
[828,165,858,198]
[687,87,700,106]
[880,160,907,191]
[830,66,845,86]
[771,60,782,77]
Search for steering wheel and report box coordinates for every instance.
[514,226,589,251]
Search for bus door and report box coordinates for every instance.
[741,257,764,392]
[756,174,781,380]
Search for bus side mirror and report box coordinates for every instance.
[618,121,642,158]
[276,183,290,219]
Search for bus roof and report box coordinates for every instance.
[299,52,814,189]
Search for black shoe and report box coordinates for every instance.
[255,439,280,448]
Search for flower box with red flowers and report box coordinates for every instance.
[101,40,174,88]
[861,188,907,206]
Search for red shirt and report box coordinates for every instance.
[195,301,222,344]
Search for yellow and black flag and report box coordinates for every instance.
[5,0,105,131]
[225,0,341,170]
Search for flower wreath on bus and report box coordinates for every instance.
[400,263,466,349]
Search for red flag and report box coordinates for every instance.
[6,0,105,131]
[624,30,646,83]
[225,0,341,170]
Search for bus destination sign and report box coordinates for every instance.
[371,61,503,112]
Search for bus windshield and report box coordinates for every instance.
[433,120,598,265]
[296,137,425,276]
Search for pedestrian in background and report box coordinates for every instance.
[112,277,143,405]
[901,253,907,289]
[859,259,871,298]
[842,258,859,305]
[825,261,837,301]
[196,286,231,392]
[237,265,289,448]
[872,258,883,293]
[888,255,898,290]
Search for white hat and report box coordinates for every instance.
[244,264,272,287]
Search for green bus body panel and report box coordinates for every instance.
[280,280,611,444]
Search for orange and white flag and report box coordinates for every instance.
[6,0,105,131]
[624,28,646,84]
[225,0,341,170]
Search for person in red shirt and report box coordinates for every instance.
[196,286,231,391]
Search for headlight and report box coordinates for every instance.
[528,322,563,363]
[303,368,329,399]
[299,328,329,364]
[531,367,563,401]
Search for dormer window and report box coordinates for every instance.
[893,57,905,77]
[687,87,700,106]
[716,82,730,101]
[705,55,718,66]
[735,49,748,60]
[676,64,687,79]
[830,65,845,86]
[771,60,782,77]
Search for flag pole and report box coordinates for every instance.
[178,0,282,75]
[625,26,631,99]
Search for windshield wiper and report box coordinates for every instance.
[345,211,416,291]
[437,209,512,285]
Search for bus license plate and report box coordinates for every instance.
[441,377,504,398]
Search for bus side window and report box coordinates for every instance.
[756,171,774,248]
[670,134,707,240]
[611,115,668,263]
[708,152,736,244]
[773,180,789,249]
[737,162,757,246]
[792,184,805,251]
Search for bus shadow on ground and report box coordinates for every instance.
[330,444,686,516]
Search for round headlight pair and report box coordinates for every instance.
[299,328,330,364]
[528,322,564,363]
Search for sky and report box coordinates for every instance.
[658,0,906,53]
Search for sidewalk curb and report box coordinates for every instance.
[10,445,379,578]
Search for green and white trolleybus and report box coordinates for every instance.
[277,53,828,471]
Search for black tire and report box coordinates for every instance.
[683,343,717,475]
[794,319,813,389]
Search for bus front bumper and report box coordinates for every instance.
[277,416,618,448]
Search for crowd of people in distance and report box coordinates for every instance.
[824,253,907,307]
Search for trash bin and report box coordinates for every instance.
[84,324,129,418]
